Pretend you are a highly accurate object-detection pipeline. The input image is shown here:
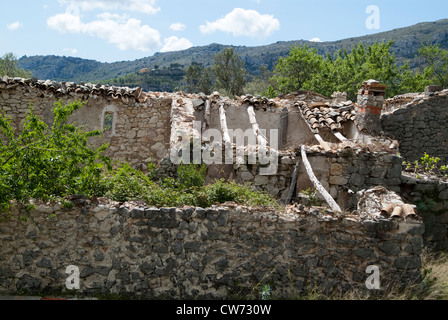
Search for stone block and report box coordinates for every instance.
[240,171,254,181]
[439,189,448,200]
[349,173,365,187]
[254,175,269,186]
[329,175,348,186]
[126,130,137,139]
[330,163,343,175]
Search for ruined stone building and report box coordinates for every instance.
[1,75,447,298]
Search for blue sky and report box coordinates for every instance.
[1,0,448,63]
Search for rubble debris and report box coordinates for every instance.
[357,186,419,221]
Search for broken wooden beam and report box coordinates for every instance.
[247,105,268,147]
[285,160,300,205]
[219,103,231,145]
[202,100,211,132]
[332,130,348,142]
[301,145,341,212]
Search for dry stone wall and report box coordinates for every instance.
[400,174,448,251]
[0,201,423,299]
[381,93,448,163]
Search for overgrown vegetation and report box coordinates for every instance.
[0,100,110,215]
[0,100,276,219]
[403,152,448,179]
[100,162,276,209]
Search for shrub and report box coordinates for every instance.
[0,100,277,213]
[176,163,207,190]
[100,162,154,203]
[199,179,276,207]
[403,153,447,178]
[0,100,110,215]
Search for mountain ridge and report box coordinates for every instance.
[17,18,448,86]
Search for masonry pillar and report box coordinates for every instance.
[355,79,387,136]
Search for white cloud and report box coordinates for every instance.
[161,36,193,53]
[96,12,130,22]
[169,22,186,32]
[58,0,160,15]
[47,11,162,52]
[63,48,79,55]
[199,8,280,38]
[309,38,322,42]
[7,21,23,31]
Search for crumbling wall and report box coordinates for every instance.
[401,174,448,251]
[0,201,423,299]
[0,78,172,166]
[381,93,448,163]
[233,147,402,211]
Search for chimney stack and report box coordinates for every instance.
[355,79,387,135]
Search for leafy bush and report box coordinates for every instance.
[176,163,207,190]
[403,153,448,178]
[0,100,277,215]
[0,100,110,215]
[100,163,276,208]
[100,162,154,203]
[199,179,276,207]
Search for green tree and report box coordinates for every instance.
[198,67,214,95]
[418,43,448,88]
[0,100,111,215]
[243,65,273,96]
[212,48,247,97]
[317,41,403,100]
[271,44,323,95]
[184,62,214,94]
[271,41,426,100]
[185,62,203,93]
[397,65,429,94]
[0,52,32,78]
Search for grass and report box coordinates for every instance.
[406,250,448,300]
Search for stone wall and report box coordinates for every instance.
[381,93,448,163]
[0,201,423,299]
[0,78,321,170]
[0,79,172,165]
[233,148,403,211]
[400,174,448,251]
[326,149,403,210]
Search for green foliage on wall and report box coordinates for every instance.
[0,101,276,218]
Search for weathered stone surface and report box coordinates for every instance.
[394,256,422,269]
[0,203,424,299]
[329,175,348,185]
